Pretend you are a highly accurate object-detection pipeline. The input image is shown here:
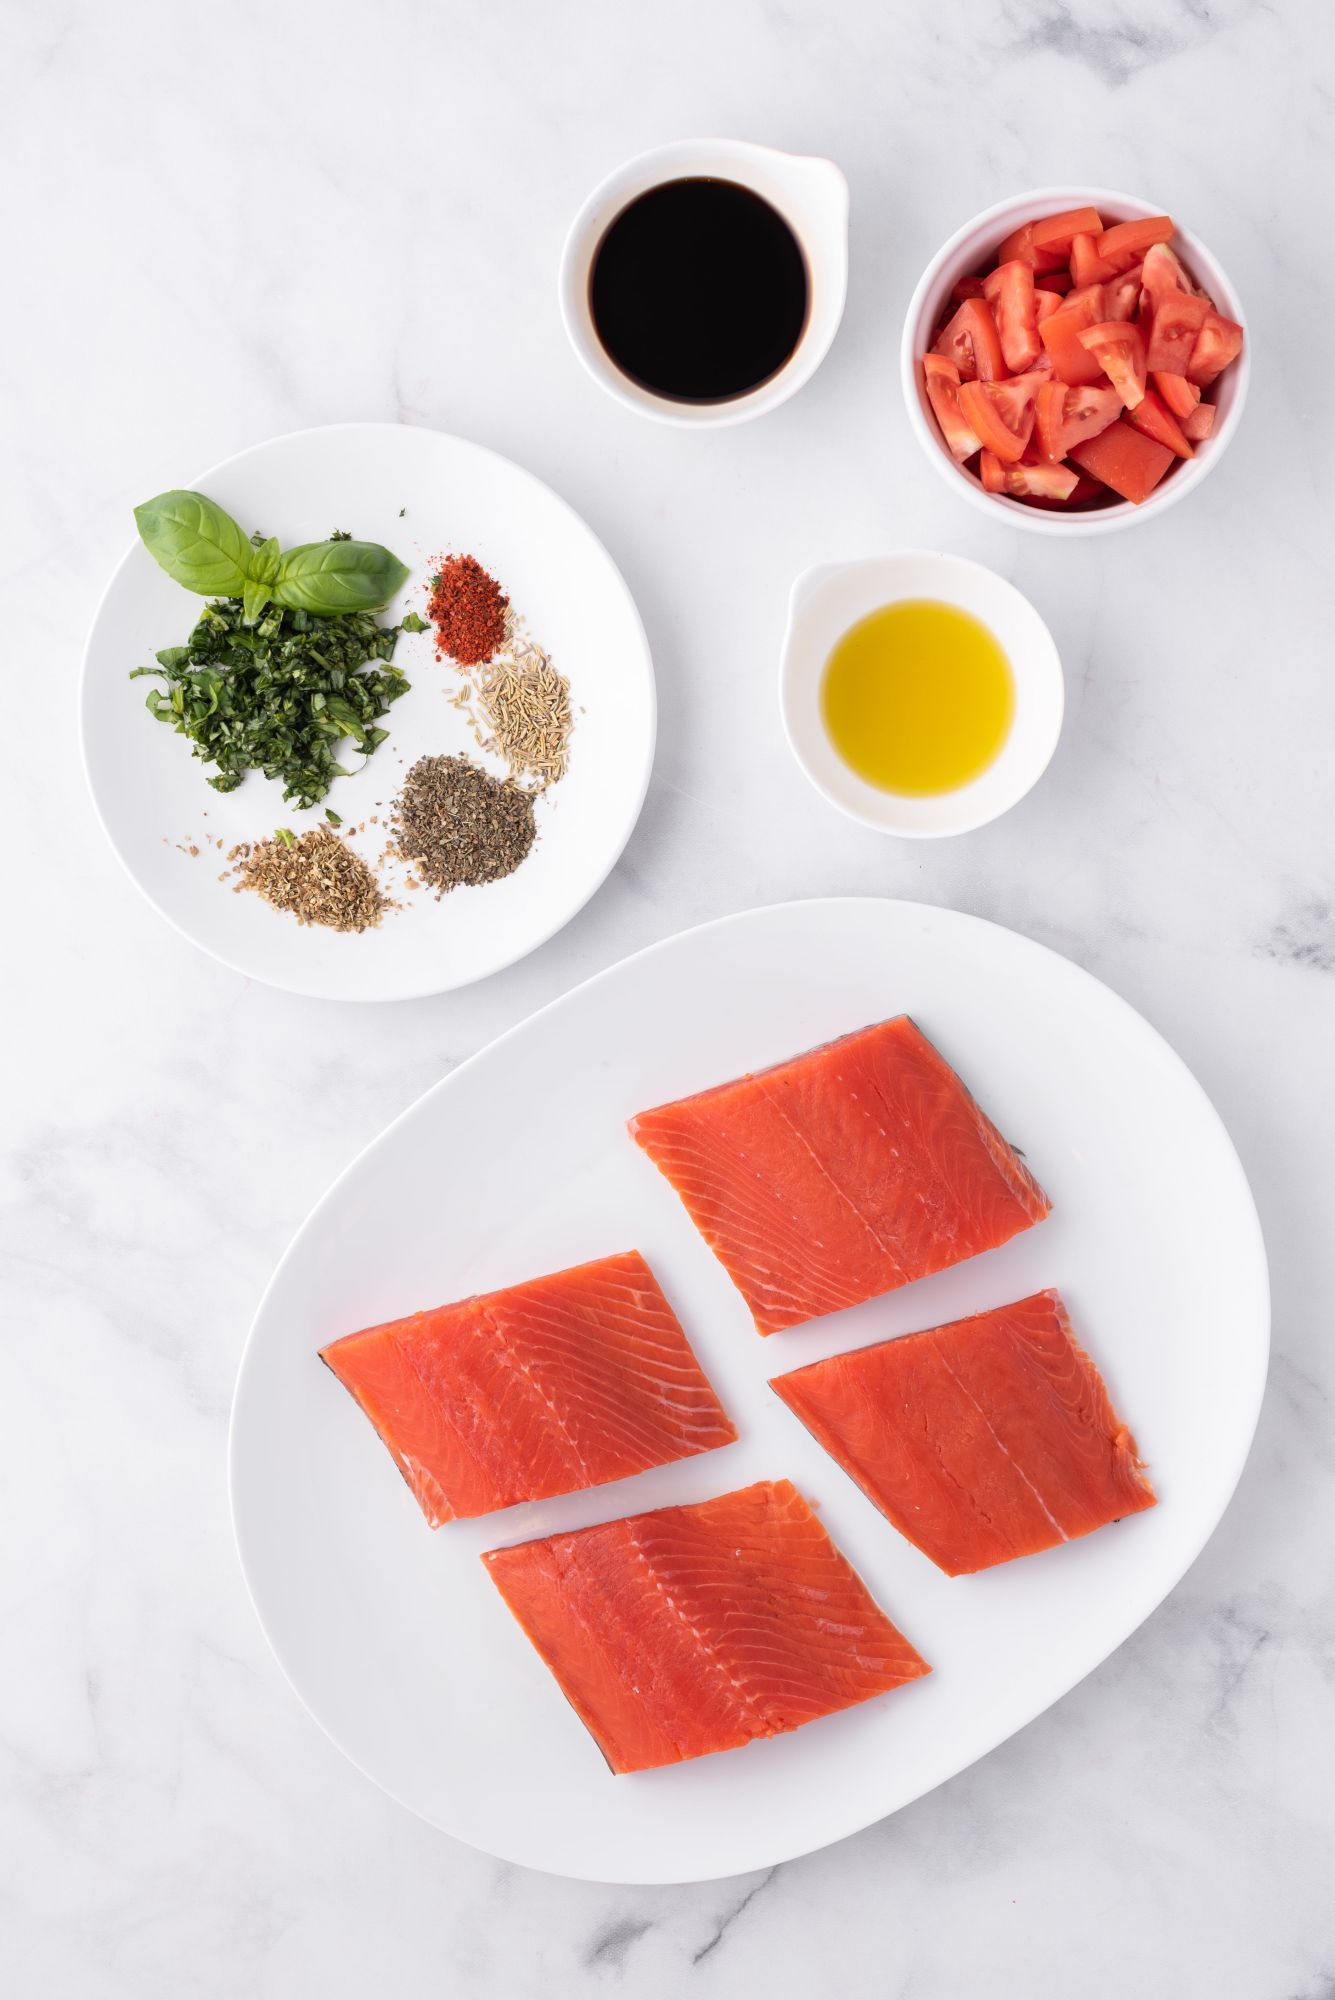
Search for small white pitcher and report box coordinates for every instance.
[559,138,849,428]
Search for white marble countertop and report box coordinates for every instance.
[5,0,1333,1992]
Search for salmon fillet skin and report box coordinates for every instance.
[319,1250,737,1526]
[482,1477,930,1772]
[771,1290,1157,1575]
[630,1016,1051,1334]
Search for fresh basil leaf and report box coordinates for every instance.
[134,490,254,598]
[325,808,343,826]
[241,579,272,625]
[250,535,281,585]
[272,540,409,615]
[275,827,297,848]
[399,610,429,633]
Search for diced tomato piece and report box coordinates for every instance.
[1125,387,1193,459]
[978,449,1079,501]
[1067,474,1107,506]
[1144,288,1210,374]
[1040,290,1109,386]
[1187,311,1244,386]
[1069,420,1175,504]
[993,221,1030,264]
[1096,215,1174,272]
[1152,370,1201,420]
[1032,382,1069,462]
[1070,232,1116,288]
[923,353,984,462]
[1106,267,1143,322]
[1183,401,1216,441]
[1034,380,1123,462]
[951,274,986,303]
[994,221,1066,273]
[1078,320,1147,407]
[982,260,1042,371]
[1008,460,1080,500]
[1029,206,1103,254]
[933,296,1006,382]
[1139,241,1198,315]
[1034,289,1064,326]
[957,372,1044,462]
[1036,270,1073,296]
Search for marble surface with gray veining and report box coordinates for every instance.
[3,0,1333,1992]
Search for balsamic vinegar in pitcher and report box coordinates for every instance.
[589,177,809,404]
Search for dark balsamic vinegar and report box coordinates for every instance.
[589,177,810,404]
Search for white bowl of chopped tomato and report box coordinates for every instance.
[902,187,1248,532]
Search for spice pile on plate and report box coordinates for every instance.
[389,754,536,896]
[451,636,573,792]
[232,825,389,932]
[427,555,509,665]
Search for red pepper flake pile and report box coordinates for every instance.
[427,554,508,666]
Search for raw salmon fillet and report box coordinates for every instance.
[771,1290,1156,1575]
[319,1250,737,1526]
[482,1477,930,1772]
[630,1016,1050,1334]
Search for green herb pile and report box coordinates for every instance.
[131,597,410,810]
[128,489,419,810]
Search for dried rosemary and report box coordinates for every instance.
[448,636,573,791]
[390,754,536,895]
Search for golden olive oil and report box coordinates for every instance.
[820,599,1014,797]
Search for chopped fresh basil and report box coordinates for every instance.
[130,597,410,810]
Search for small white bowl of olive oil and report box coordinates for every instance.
[779,552,1063,838]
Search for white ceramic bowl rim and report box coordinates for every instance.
[779,551,1064,838]
[900,184,1250,536]
[559,138,849,429]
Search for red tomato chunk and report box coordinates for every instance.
[1069,421,1175,504]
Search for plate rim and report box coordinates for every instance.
[79,420,657,1003]
[228,894,1271,1882]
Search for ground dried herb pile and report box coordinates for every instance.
[390,754,536,896]
[234,826,388,932]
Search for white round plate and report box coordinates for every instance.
[81,424,655,1001]
[230,898,1268,1882]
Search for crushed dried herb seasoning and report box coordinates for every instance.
[390,753,536,895]
[234,825,388,931]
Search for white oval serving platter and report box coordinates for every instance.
[230,897,1268,1881]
